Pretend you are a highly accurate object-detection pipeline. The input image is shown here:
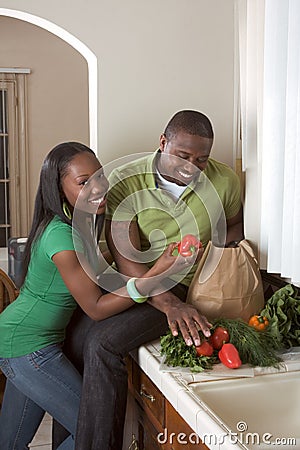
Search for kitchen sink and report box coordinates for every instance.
[189,371,299,449]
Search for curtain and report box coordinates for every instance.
[238,0,300,285]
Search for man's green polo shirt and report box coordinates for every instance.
[106,151,241,286]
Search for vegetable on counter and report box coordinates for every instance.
[160,317,282,372]
[209,326,230,349]
[177,234,202,257]
[248,315,269,331]
[195,341,214,357]
[160,330,217,372]
[259,284,300,348]
[214,318,282,367]
[218,343,242,369]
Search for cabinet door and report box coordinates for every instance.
[123,391,140,450]
[132,359,165,428]
[125,356,209,450]
[137,403,164,450]
[165,402,209,450]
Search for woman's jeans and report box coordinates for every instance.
[0,343,82,450]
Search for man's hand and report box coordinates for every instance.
[148,291,211,347]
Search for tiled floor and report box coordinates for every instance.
[29,413,52,449]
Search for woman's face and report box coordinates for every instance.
[61,152,109,215]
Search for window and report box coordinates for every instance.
[0,83,13,246]
[237,0,300,285]
[0,89,8,245]
[0,71,30,247]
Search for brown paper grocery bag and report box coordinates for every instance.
[186,240,264,321]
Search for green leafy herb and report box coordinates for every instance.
[160,331,217,372]
[260,284,300,348]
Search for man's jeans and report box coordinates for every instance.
[0,343,82,450]
[52,282,187,450]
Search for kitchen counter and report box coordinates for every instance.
[130,340,300,450]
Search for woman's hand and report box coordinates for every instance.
[148,242,201,279]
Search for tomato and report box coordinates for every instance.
[209,326,230,350]
[195,341,214,357]
[218,343,242,369]
[177,234,202,257]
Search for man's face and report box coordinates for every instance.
[158,131,213,186]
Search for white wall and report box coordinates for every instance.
[0,0,236,167]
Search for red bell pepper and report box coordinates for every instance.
[209,326,230,350]
[177,234,202,257]
[218,343,242,369]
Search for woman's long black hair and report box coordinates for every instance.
[20,142,96,286]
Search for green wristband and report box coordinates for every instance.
[126,277,148,304]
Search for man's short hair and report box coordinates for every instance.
[164,110,214,140]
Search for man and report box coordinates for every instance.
[105,110,243,343]
[53,110,243,449]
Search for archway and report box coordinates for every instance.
[0,7,98,151]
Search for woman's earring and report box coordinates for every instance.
[63,201,72,220]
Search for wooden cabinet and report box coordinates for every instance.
[125,356,209,450]
[165,402,208,450]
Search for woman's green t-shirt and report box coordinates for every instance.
[0,216,83,358]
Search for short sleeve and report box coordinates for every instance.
[106,171,137,222]
[223,170,242,219]
[204,159,242,220]
[43,222,84,259]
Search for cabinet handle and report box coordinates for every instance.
[139,384,155,402]
[128,433,139,450]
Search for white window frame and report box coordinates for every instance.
[0,70,30,245]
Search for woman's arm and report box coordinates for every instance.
[52,242,186,322]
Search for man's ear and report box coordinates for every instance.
[159,134,167,152]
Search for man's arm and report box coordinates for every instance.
[105,219,147,278]
[105,219,211,345]
[226,206,244,245]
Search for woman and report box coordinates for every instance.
[0,142,194,450]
